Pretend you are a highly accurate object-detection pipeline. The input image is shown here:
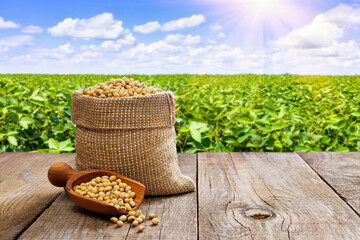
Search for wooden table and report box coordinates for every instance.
[1,152,359,240]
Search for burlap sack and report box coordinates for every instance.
[71,90,195,196]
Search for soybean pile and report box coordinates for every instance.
[1,74,359,153]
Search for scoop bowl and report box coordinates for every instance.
[48,162,145,215]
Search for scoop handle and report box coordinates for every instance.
[48,162,77,187]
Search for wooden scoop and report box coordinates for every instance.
[48,162,145,215]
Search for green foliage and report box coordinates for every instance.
[1,74,359,153]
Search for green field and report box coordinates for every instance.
[1,74,359,153]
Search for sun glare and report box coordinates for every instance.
[252,0,272,9]
[198,0,312,48]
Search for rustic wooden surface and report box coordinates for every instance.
[0,152,75,240]
[297,152,360,215]
[198,152,360,239]
[125,154,197,240]
[1,152,359,240]
[17,154,197,240]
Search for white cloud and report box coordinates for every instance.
[124,41,182,59]
[0,47,8,52]
[275,19,343,48]
[0,35,33,52]
[32,43,74,59]
[165,34,201,45]
[133,14,205,34]
[11,54,36,62]
[0,17,20,29]
[48,13,125,40]
[275,4,360,49]
[323,4,360,26]
[164,34,183,44]
[183,35,201,45]
[70,51,102,64]
[210,23,222,31]
[3,38,359,74]
[207,38,217,44]
[271,40,360,74]
[81,33,136,51]
[133,21,161,34]
[110,39,266,74]
[217,32,226,39]
[22,25,43,34]
[9,43,102,67]
[2,5,358,75]
[162,14,205,31]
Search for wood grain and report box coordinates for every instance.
[297,152,360,214]
[126,153,197,240]
[19,191,132,240]
[18,153,197,240]
[198,152,360,240]
[0,152,75,240]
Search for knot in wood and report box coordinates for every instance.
[244,208,274,220]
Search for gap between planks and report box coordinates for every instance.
[297,152,360,216]
[5,152,359,240]
[0,152,75,240]
[196,153,199,240]
[17,154,198,240]
[197,152,360,240]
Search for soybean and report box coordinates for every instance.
[72,174,138,213]
[110,217,118,223]
[135,210,141,217]
[82,77,163,98]
[132,221,139,227]
[151,218,159,225]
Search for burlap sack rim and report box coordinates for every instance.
[71,90,176,131]
[73,89,172,101]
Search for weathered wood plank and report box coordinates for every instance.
[198,152,360,240]
[0,152,75,240]
[18,154,197,240]
[126,153,197,240]
[297,152,360,214]
[19,191,132,240]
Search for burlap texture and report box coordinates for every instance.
[71,90,195,196]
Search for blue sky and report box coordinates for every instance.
[0,0,359,74]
